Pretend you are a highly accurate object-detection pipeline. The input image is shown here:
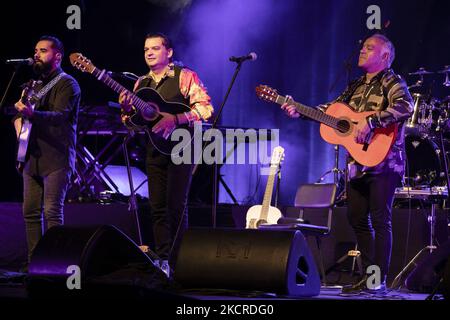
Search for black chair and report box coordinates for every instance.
[259,183,336,284]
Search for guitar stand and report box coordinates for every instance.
[274,165,281,208]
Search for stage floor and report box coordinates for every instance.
[0,276,439,301]
[0,201,448,304]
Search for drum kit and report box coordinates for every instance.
[404,65,450,188]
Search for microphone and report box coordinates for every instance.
[5,58,34,66]
[229,52,257,63]
[107,71,139,81]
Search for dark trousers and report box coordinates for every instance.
[347,172,401,281]
[146,152,194,266]
[22,167,72,262]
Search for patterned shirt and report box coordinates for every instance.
[134,63,213,124]
[320,68,414,179]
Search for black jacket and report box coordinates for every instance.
[24,67,81,176]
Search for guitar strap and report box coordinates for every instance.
[31,72,66,107]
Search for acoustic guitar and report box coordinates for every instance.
[16,73,65,172]
[255,85,397,167]
[70,53,192,155]
[246,146,285,229]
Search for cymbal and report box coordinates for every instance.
[437,65,450,73]
[409,67,434,75]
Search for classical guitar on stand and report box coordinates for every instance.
[69,53,192,155]
[246,146,285,229]
[255,85,397,167]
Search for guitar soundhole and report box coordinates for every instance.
[337,119,351,133]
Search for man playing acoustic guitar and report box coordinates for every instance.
[14,36,81,269]
[282,34,413,294]
[119,32,213,277]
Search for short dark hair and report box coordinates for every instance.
[39,35,65,58]
[145,32,173,50]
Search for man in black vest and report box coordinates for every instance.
[120,33,214,277]
[14,35,81,267]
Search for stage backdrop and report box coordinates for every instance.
[0,0,449,206]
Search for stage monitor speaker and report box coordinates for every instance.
[405,240,450,293]
[174,228,321,297]
[27,225,170,298]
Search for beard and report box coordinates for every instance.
[33,60,52,75]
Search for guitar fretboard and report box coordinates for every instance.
[260,165,278,221]
[274,95,344,131]
[91,68,153,116]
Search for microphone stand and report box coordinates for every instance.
[325,34,366,200]
[329,25,389,92]
[209,60,245,227]
[328,38,361,94]
[0,64,21,115]
[437,122,450,203]
[122,132,143,246]
[122,130,160,262]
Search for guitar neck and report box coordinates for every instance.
[274,94,341,130]
[90,67,149,114]
[260,166,278,220]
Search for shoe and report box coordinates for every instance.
[341,276,368,295]
[341,276,388,295]
[364,281,387,294]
